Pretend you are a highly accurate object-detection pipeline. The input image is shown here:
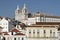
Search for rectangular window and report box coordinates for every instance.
[29,30,31,34]
[44,30,46,37]
[50,30,52,37]
[33,30,35,37]
[43,16,46,22]
[29,30,31,37]
[38,17,40,22]
[37,31,39,34]
[40,16,41,22]
[53,32,55,37]
[14,38,16,40]
[44,30,46,33]
[18,37,20,40]
[37,30,40,37]
[3,37,6,40]
[50,30,52,33]
[22,38,24,40]
[33,30,35,34]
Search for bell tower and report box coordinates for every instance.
[22,4,28,20]
[15,5,21,21]
[15,4,28,22]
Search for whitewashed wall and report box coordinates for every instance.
[26,25,58,40]
[58,31,60,40]
[27,18,36,25]
[0,18,9,32]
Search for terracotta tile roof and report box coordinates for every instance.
[27,25,56,28]
[3,32,9,35]
[45,15,60,18]
[19,23,24,27]
[0,32,9,35]
[58,27,60,30]
[0,32,2,35]
[19,23,26,27]
[15,32,25,35]
[18,23,27,29]
[36,22,60,25]
[26,22,59,28]
[0,26,2,29]
[0,16,3,19]
[10,27,20,32]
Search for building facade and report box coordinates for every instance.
[0,18,9,32]
[14,4,60,40]
[0,4,60,40]
[26,24,58,40]
[0,25,27,40]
